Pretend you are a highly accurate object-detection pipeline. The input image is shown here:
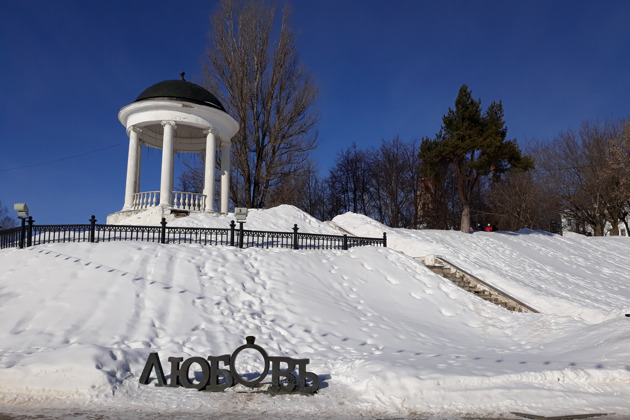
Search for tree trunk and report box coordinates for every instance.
[460,203,470,233]
[593,219,604,236]
[610,218,620,236]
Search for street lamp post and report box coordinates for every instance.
[13,203,29,249]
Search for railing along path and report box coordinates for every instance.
[0,216,386,251]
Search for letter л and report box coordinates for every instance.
[139,352,167,387]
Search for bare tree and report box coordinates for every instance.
[298,163,332,221]
[0,201,17,229]
[321,137,425,228]
[583,121,623,235]
[179,154,204,194]
[326,143,371,216]
[602,120,630,234]
[537,119,628,235]
[486,168,561,232]
[416,151,460,230]
[369,137,421,228]
[537,129,604,235]
[198,0,319,209]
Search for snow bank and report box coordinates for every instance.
[170,204,341,235]
[1,206,630,418]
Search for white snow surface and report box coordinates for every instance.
[1,205,629,419]
[169,204,341,235]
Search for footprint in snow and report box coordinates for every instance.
[386,277,399,285]
[440,308,455,317]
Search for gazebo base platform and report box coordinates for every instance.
[106,206,199,226]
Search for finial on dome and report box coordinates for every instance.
[180,71,186,81]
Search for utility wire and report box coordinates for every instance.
[0,142,125,172]
[531,163,625,172]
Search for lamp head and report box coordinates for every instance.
[235,207,248,221]
[14,203,29,218]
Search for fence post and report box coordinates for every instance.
[230,220,236,246]
[89,215,97,243]
[19,217,26,249]
[343,234,348,250]
[238,221,245,249]
[292,224,299,250]
[160,218,167,244]
[383,232,387,247]
[25,216,33,247]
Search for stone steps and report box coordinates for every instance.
[421,257,537,313]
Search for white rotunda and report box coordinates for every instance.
[107,73,239,225]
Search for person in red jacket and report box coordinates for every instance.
[485,224,493,232]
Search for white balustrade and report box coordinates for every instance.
[132,191,160,209]
[131,191,206,211]
[172,191,206,211]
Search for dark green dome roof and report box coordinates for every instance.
[135,73,225,112]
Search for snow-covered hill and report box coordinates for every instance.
[333,211,630,323]
[1,205,629,419]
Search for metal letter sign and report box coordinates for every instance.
[139,336,319,394]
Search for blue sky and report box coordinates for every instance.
[1,0,629,224]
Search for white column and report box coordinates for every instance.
[135,143,142,194]
[123,126,141,210]
[203,129,217,212]
[220,138,231,214]
[171,151,176,203]
[160,121,176,207]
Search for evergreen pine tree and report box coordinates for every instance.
[419,84,533,232]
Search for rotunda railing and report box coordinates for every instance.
[132,191,159,209]
[173,191,206,211]
[131,191,206,211]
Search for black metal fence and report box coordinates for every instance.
[0,216,386,251]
